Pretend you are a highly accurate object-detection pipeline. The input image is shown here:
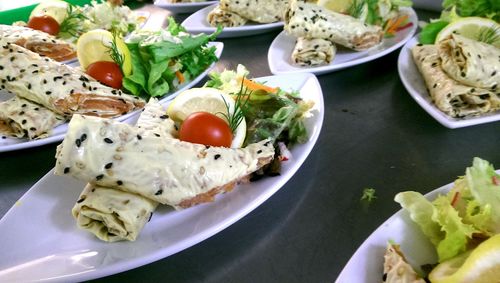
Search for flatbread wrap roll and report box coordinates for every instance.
[412,44,499,118]
[55,114,275,208]
[72,183,158,242]
[438,34,500,91]
[207,5,248,27]
[71,99,171,242]
[291,37,336,66]
[0,96,65,139]
[0,40,145,118]
[284,0,383,51]
[0,24,76,62]
[219,0,288,23]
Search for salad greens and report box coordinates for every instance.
[361,188,377,202]
[123,18,220,98]
[419,0,500,44]
[204,65,314,176]
[395,158,500,263]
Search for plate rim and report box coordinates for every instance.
[397,34,500,129]
[267,7,418,75]
[0,72,324,282]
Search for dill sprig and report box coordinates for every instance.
[59,4,88,38]
[219,78,251,133]
[107,30,125,73]
[477,25,500,45]
[348,0,365,19]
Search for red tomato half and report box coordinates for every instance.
[179,112,233,147]
[86,61,123,89]
[27,15,60,36]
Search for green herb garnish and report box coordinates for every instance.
[107,30,125,73]
[59,4,88,38]
[361,187,377,202]
[477,26,500,45]
[219,79,250,133]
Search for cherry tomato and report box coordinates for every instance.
[179,112,233,147]
[27,15,60,36]
[86,61,123,89]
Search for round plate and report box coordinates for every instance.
[154,0,218,14]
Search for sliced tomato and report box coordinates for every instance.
[179,112,232,147]
[86,61,123,89]
[27,15,60,36]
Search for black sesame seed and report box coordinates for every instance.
[32,70,39,74]
[159,115,168,119]
[27,83,31,90]
[80,133,87,142]
[75,139,81,147]
[64,167,70,174]
[214,154,221,160]
[45,91,52,95]
[34,107,39,111]
[137,135,142,140]
[96,174,104,180]
[21,119,27,125]
[0,66,3,70]
[21,104,26,107]
[105,162,113,169]
[117,180,123,185]
[154,133,160,137]
[155,189,163,195]
[43,79,47,84]
[29,127,36,131]
[492,71,497,77]
[148,212,153,222]
[19,111,24,115]
[76,198,85,203]
[257,150,262,154]
[104,138,113,144]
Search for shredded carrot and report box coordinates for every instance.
[385,15,409,35]
[240,77,278,94]
[451,191,460,207]
[175,71,185,84]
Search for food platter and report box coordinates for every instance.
[267,7,418,75]
[398,35,500,129]
[0,72,323,282]
[153,0,219,14]
[182,4,284,38]
[0,42,223,153]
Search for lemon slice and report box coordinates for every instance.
[316,0,353,13]
[30,0,68,24]
[167,88,247,148]
[436,17,500,48]
[429,233,500,283]
[76,29,132,75]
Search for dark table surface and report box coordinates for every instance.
[2,4,500,283]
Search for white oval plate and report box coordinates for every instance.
[336,179,457,282]
[0,42,223,153]
[398,35,500,129]
[268,7,417,75]
[0,72,324,282]
[182,4,284,38]
[154,0,218,14]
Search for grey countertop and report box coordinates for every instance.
[2,4,500,283]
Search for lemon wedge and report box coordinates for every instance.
[429,233,500,283]
[436,17,500,48]
[316,0,353,13]
[76,29,132,75]
[30,0,68,24]
[167,88,246,148]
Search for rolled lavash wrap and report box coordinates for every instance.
[291,37,336,66]
[207,5,248,27]
[0,96,65,140]
[0,40,145,118]
[72,184,159,242]
[284,0,383,51]
[438,34,500,91]
[219,0,288,23]
[412,44,499,118]
[71,99,174,242]
[0,24,76,62]
[55,114,275,209]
